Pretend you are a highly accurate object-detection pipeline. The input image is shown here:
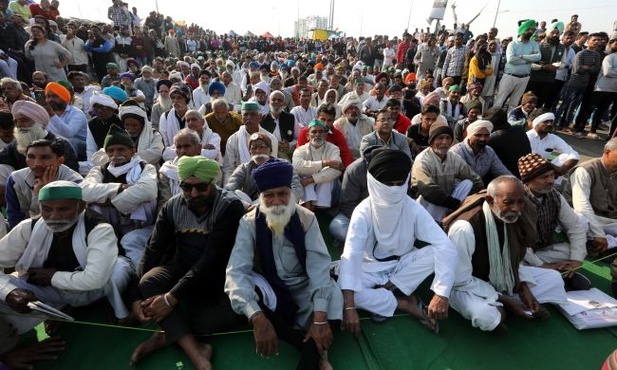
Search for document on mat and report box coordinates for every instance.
[27,301,75,321]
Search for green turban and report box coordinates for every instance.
[308,119,326,129]
[39,180,82,201]
[550,21,565,35]
[518,19,536,36]
[178,156,220,183]
[241,101,260,111]
[104,124,134,149]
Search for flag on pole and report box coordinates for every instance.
[428,0,448,23]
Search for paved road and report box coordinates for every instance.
[555,125,611,162]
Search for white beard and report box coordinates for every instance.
[259,193,297,238]
[15,124,47,154]
[158,96,172,111]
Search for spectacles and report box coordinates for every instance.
[180,182,210,192]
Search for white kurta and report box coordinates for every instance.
[338,196,458,317]
[448,219,567,331]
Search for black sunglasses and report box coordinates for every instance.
[180,182,210,192]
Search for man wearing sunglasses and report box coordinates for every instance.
[130,155,245,370]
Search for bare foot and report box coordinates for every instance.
[130,332,166,366]
[396,295,437,332]
[319,354,333,370]
[178,335,213,370]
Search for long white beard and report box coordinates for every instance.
[259,193,297,238]
[15,124,47,154]
[158,96,172,111]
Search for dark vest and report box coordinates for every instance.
[88,115,123,149]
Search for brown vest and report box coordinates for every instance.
[564,158,617,219]
[442,192,537,289]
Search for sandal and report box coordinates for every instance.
[413,296,440,334]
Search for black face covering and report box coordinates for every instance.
[368,150,412,184]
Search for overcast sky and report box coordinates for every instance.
[59,0,617,39]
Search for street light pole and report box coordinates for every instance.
[492,0,501,28]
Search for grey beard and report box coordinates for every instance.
[158,96,172,111]
[259,193,297,237]
[15,124,47,154]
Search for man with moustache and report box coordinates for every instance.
[160,83,192,148]
[81,124,158,268]
[223,102,278,184]
[150,79,172,130]
[0,101,77,191]
[67,71,101,118]
[44,82,88,160]
[226,132,302,205]
[91,101,164,167]
[360,110,411,158]
[333,99,374,160]
[157,128,203,207]
[516,153,590,290]
[412,122,483,221]
[450,120,511,183]
[293,119,343,210]
[205,98,243,157]
[86,93,122,165]
[526,23,566,109]
[443,176,567,332]
[261,91,296,161]
[6,139,82,229]
[130,156,245,370]
[493,20,541,113]
[225,160,343,370]
[0,180,132,330]
[162,110,220,163]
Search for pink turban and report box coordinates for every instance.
[11,100,50,126]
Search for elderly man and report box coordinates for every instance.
[508,91,537,127]
[86,93,122,163]
[444,176,567,332]
[251,81,271,116]
[339,77,370,106]
[493,20,541,113]
[91,101,164,167]
[205,98,243,157]
[450,120,512,183]
[151,79,172,130]
[338,150,458,334]
[0,101,77,187]
[130,156,245,370]
[223,102,278,184]
[221,70,242,110]
[6,139,82,229]
[226,132,302,205]
[0,77,33,109]
[44,82,88,160]
[360,110,411,158]
[334,99,374,160]
[0,181,133,332]
[163,109,220,163]
[412,122,484,221]
[225,160,343,370]
[158,128,203,207]
[159,83,192,148]
[293,119,343,210]
[516,153,590,290]
[191,70,211,109]
[526,110,579,179]
[564,138,617,256]
[81,124,157,268]
[261,90,296,160]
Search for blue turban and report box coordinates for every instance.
[208,81,226,95]
[102,86,128,103]
[252,159,293,193]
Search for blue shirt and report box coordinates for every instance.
[505,39,541,76]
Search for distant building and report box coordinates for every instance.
[295,15,328,39]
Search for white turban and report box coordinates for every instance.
[532,112,555,128]
[254,81,270,96]
[90,92,118,110]
[11,100,50,126]
[342,99,362,113]
[466,120,494,137]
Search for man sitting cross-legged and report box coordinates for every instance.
[337,150,458,335]
[225,160,343,370]
[130,156,245,370]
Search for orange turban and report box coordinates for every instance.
[45,82,71,104]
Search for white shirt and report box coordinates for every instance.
[526,129,580,163]
[193,86,210,109]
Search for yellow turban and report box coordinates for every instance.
[178,156,219,183]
